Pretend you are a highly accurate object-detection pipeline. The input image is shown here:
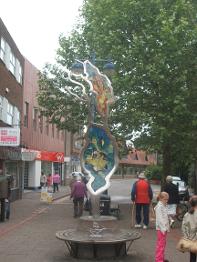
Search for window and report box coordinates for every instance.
[39,114,43,133]
[9,51,16,75]
[17,61,23,84]
[5,161,19,188]
[56,128,59,139]
[0,96,3,119]
[52,124,55,138]
[0,38,6,61]
[61,130,64,141]
[24,102,29,127]
[45,117,49,135]
[7,103,14,125]
[33,107,38,131]
[16,110,20,127]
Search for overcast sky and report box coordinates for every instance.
[0,0,83,70]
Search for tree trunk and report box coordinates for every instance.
[194,159,197,194]
[162,143,172,187]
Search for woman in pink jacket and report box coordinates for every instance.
[52,173,60,193]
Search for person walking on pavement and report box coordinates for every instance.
[155,192,170,262]
[47,173,52,188]
[70,176,87,218]
[40,172,47,188]
[180,195,197,262]
[5,174,13,220]
[162,175,179,227]
[131,172,153,229]
[52,173,60,193]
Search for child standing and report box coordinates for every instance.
[155,192,170,262]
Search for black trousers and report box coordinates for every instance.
[135,203,150,226]
[190,252,196,262]
[73,197,84,217]
[53,183,59,192]
[0,198,5,222]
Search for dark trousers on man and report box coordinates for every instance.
[53,183,59,193]
[190,252,196,262]
[0,198,5,222]
[5,200,10,219]
[73,197,84,218]
[135,203,149,226]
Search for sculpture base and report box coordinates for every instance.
[56,215,141,259]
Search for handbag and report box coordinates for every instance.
[176,237,197,254]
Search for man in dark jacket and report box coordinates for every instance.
[131,172,153,229]
[162,175,179,226]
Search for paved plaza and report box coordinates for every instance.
[0,179,188,262]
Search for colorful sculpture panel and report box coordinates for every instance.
[66,60,118,195]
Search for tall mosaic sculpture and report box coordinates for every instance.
[66,60,118,195]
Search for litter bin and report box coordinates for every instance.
[100,193,111,215]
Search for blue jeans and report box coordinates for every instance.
[135,203,149,226]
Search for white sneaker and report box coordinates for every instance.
[143,225,148,229]
[134,224,142,228]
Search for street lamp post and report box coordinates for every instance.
[71,52,115,75]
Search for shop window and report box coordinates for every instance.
[0,37,6,62]
[5,161,19,188]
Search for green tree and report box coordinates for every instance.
[38,0,197,188]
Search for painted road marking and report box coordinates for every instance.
[0,207,49,239]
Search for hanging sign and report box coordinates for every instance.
[0,128,20,146]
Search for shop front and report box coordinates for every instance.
[0,147,23,201]
[22,149,64,189]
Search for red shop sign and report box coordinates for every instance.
[36,151,64,163]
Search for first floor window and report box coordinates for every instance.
[24,102,29,127]
[7,103,14,125]
[0,95,3,119]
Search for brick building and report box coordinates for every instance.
[21,59,65,189]
[117,149,157,177]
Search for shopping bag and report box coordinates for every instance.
[176,237,197,253]
[84,198,90,211]
[40,187,53,203]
